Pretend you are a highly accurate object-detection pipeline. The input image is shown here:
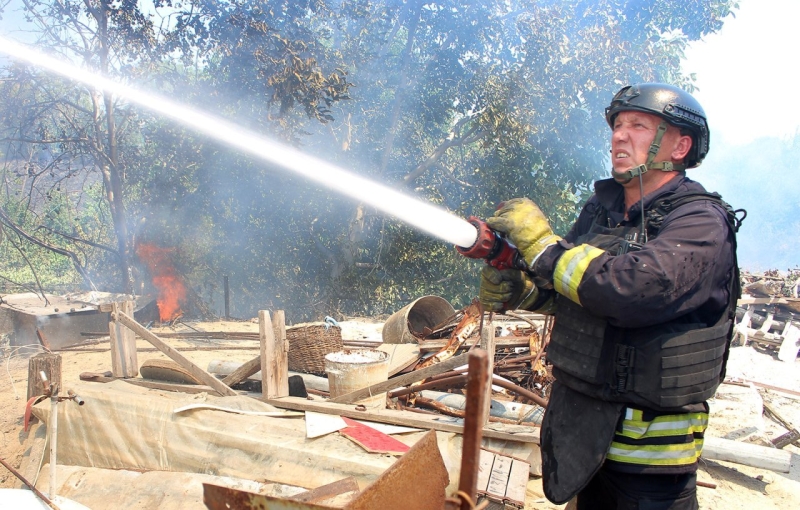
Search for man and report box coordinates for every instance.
[478,83,741,509]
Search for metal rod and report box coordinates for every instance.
[0,456,61,510]
[459,349,490,510]
[386,374,468,398]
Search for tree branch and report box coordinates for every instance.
[0,207,97,291]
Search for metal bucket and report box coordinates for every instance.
[324,349,389,409]
[382,295,456,344]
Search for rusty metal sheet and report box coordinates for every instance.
[203,429,449,510]
[347,429,448,510]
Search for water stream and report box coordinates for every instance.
[0,36,478,249]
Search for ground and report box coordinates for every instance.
[1,320,799,509]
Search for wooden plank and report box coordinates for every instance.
[110,301,138,377]
[485,454,512,500]
[265,396,539,444]
[330,352,471,404]
[505,458,530,505]
[221,355,261,387]
[480,321,495,426]
[475,450,494,493]
[114,311,237,396]
[79,372,221,396]
[260,310,289,399]
[376,344,421,376]
[703,436,791,473]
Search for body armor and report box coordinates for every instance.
[547,192,739,412]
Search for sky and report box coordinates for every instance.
[681,0,800,271]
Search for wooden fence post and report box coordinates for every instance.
[110,301,138,378]
[260,310,288,399]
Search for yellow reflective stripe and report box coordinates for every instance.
[553,244,605,304]
[619,413,708,439]
[607,442,702,466]
[609,409,709,466]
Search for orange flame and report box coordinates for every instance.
[136,243,186,322]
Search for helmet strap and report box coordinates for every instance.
[611,120,686,184]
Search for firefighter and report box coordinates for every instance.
[479,83,741,509]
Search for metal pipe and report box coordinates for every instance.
[459,348,490,510]
[0,457,60,510]
[386,374,468,398]
[49,393,58,500]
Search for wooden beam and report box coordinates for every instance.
[330,352,471,404]
[110,301,138,377]
[265,396,539,444]
[114,311,237,396]
[221,355,261,387]
[480,320,495,426]
[260,310,289,399]
[703,436,791,473]
[79,372,221,396]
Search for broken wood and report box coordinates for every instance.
[260,310,289,399]
[480,319,495,426]
[265,396,539,444]
[113,310,237,396]
[763,401,800,449]
[79,371,222,396]
[221,355,261,387]
[27,353,61,401]
[110,301,138,378]
[330,352,471,404]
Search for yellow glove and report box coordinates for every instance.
[479,266,539,312]
[486,198,561,266]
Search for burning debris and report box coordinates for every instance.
[135,243,187,323]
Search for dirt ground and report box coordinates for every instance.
[1,319,799,509]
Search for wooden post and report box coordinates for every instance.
[260,310,289,399]
[27,353,61,400]
[223,276,230,319]
[480,315,496,426]
[109,301,138,378]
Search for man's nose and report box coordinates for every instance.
[612,127,628,143]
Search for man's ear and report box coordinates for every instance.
[672,135,693,161]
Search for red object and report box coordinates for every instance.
[455,217,527,271]
[24,395,47,432]
[339,417,411,455]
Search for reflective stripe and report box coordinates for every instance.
[607,443,701,466]
[553,244,605,304]
[608,408,709,467]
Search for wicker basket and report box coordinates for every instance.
[286,322,343,375]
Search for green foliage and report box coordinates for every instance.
[0,0,739,321]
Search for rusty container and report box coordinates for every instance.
[324,349,390,409]
[382,295,456,344]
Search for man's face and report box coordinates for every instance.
[610,110,684,174]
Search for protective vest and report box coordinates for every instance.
[546,192,741,412]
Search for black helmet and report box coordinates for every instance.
[605,83,710,168]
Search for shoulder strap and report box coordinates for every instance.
[646,191,746,235]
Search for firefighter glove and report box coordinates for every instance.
[479,266,539,312]
[486,198,561,267]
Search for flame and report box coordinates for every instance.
[136,243,186,322]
